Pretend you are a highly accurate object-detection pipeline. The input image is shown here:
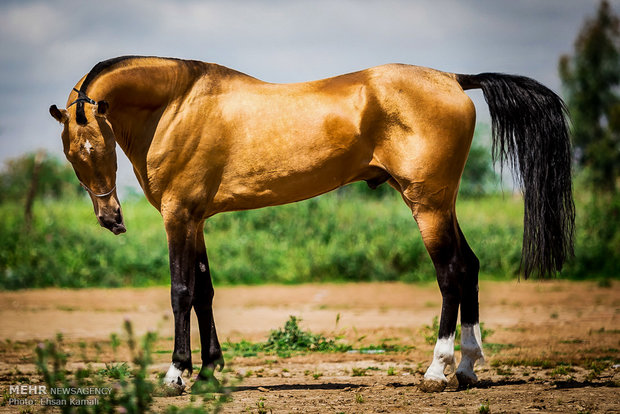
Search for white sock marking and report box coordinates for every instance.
[424,332,456,382]
[456,323,485,381]
[164,363,186,388]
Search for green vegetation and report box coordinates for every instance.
[1,177,617,289]
[558,0,620,280]
[559,0,620,192]
[35,321,232,413]
[222,316,351,358]
[35,323,156,413]
[0,183,531,289]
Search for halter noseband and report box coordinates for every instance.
[68,88,96,107]
[78,180,116,198]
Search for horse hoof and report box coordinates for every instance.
[154,379,185,397]
[419,378,448,393]
[162,374,186,395]
[456,370,478,389]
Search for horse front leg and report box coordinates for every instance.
[162,215,198,392]
[192,228,224,387]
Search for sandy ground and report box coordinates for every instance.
[0,280,618,413]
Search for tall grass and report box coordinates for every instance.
[1,181,614,290]
[0,184,525,289]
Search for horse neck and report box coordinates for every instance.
[86,59,208,172]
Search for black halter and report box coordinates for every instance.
[68,88,96,108]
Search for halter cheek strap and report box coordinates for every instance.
[78,180,116,198]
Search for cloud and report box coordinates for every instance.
[0,0,611,190]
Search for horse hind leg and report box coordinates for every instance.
[407,203,481,392]
[454,225,484,388]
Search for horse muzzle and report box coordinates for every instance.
[98,207,126,235]
[93,195,126,235]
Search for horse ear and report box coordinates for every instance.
[96,100,109,116]
[49,105,68,123]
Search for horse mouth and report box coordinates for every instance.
[110,224,127,236]
[99,218,126,235]
[110,224,127,235]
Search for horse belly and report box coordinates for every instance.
[212,120,373,212]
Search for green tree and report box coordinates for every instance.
[0,152,81,203]
[559,0,620,192]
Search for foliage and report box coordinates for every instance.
[222,316,351,358]
[264,315,347,354]
[0,152,81,203]
[0,190,530,289]
[35,321,155,413]
[562,189,620,279]
[559,0,620,192]
[459,125,500,198]
[35,322,232,414]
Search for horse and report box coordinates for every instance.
[49,56,574,393]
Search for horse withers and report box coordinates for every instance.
[49,56,574,393]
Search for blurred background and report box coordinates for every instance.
[0,0,618,289]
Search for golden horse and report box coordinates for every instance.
[50,56,574,392]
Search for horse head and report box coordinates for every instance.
[49,89,126,235]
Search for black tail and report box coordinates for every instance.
[457,73,575,278]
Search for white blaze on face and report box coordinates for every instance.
[84,140,93,154]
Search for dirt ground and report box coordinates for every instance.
[0,280,618,413]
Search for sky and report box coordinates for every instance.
[0,0,614,190]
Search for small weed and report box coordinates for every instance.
[1,390,9,406]
[97,362,130,379]
[312,371,323,380]
[222,316,351,358]
[351,367,367,377]
[255,398,269,414]
[550,364,573,377]
[479,400,490,414]
[355,393,364,404]
[387,366,396,376]
[495,366,513,376]
[109,332,120,354]
[550,312,559,319]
